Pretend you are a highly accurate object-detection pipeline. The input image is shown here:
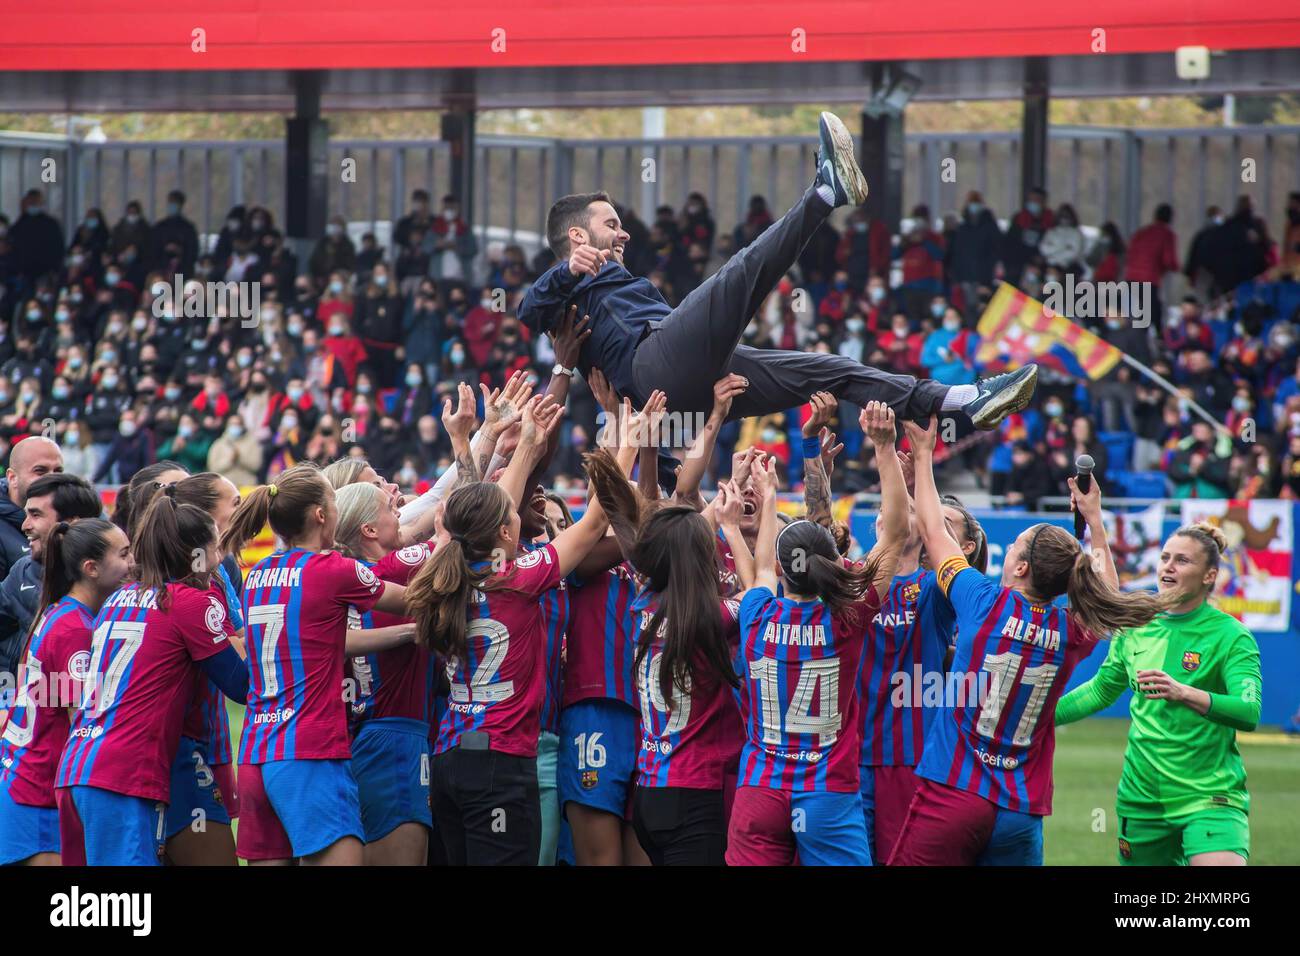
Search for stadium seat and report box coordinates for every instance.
[1111,469,1168,499]
[1098,431,1134,471]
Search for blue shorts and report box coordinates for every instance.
[0,775,59,865]
[260,758,364,858]
[977,807,1044,866]
[727,788,872,866]
[557,699,638,818]
[165,735,232,839]
[351,718,432,843]
[61,786,164,866]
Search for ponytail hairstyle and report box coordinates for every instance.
[333,482,388,559]
[404,481,515,662]
[939,494,989,573]
[130,472,225,537]
[588,450,735,708]
[583,448,645,564]
[220,463,331,559]
[1016,522,1178,637]
[322,457,371,490]
[1171,522,1227,572]
[36,517,120,624]
[133,488,219,606]
[113,460,186,537]
[776,519,879,624]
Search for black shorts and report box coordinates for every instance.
[632,785,726,866]
[430,747,540,866]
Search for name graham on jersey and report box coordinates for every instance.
[246,566,304,591]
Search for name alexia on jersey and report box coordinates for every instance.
[1001,612,1062,652]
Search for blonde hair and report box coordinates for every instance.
[1172,522,1228,570]
[333,482,387,558]
[322,458,371,490]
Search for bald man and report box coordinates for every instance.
[0,436,64,583]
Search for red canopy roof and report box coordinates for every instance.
[6,0,1300,72]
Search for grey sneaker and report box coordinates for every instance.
[814,111,869,207]
[963,364,1039,431]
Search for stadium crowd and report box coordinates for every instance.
[1,181,1300,511]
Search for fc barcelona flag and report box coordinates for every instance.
[975,283,1122,381]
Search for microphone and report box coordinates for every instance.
[1074,454,1095,540]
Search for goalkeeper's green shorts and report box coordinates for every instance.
[1117,806,1249,866]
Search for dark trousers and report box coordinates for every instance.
[431,747,540,866]
[631,188,949,423]
[632,785,727,866]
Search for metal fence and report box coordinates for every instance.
[4,124,1299,254]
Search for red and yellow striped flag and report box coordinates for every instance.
[975,283,1122,381]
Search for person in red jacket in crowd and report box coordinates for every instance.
[895,207,946,323]
[190,373,231,425]
[321,314,369,388]
[877,312,926,376]
[1088,222,1126,283]
[818,269,855,326]
[1125,203,1180,332]
[1163,296,1216,355]
[1002,186,1055,286]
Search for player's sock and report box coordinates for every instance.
[941,384,979,410]
[815,183,836,206]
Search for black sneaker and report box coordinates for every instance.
[814,112,869,207]
[963,364,1039,431]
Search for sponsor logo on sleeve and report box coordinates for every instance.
[356,562,379,589]
[205,596,227,640]
[67,650,92,682]
[516,549,545,570]
[396,545,428,566]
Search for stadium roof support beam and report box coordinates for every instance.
[860,65,905,233]
[1021,58,1050,206]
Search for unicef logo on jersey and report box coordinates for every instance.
[976,748,1018,770]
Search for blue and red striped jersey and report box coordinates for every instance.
[521,540,569,736]
[735,584,881,793]
[434,543,562,758]
[0,596,94,807]
[634,593,742,789]
[562,563,638,710]
[239,549,385,765]
[857,569,957,767]
[915,557,1101,815]
[57,582,236,802]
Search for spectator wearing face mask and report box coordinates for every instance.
[439,338,478,391]
[304,414,343,466]
[1087,222,1127,284]
[45,374,81,426]
[462,289,503,368]
[393,363,435,428]
[156,412,213,474]
[317,270,355,329]
[1169,420,1234,499]
[213,205,246,271]
[119,239,148,291]
[5,326,52,390]
[10,189,67,288]
[148,189,199,276]
[70,207,110,263]
[396,226,433,286]
[310,216,357,280]
[0,376,45,443]
[206,413,263,488]
[238,372,287,443]
[1002,187,1054,287]
[921,307,976,387]
[91,409,154,484]
[403,281,443,384]
[1180,346,1234,416]
[58,420,98,479]
[430,194,477,283]
[265,405,307,479]
[877,313,925,376]
[413,413,448,477]
[108,200,150,260]
[1163,298,1215,354]
[676,192,717,260]
[835,208,891,291]
[1038,203,1086,278]
[321,315,368,389]
[355,263,403,386]
[817,270,855,325]
[895,207,946,322]
[1125,203,1179,330]
[947,192,1003,321]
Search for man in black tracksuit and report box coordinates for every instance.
[519,113,1037,468]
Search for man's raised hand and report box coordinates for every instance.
[568,242,608,278]
[860,401,898,449]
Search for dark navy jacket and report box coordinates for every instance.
[0,554,39,686]
[518,259,671,399]
[0,479,29,584]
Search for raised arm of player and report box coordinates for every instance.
[861,402,908,598]
[499,395,563,510]
[674,374,747,511]
[801,391,838,527]
[345,621,418,656]
[748,454,780,595]
[902,415,964,569]
[1068,474,1119,591]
